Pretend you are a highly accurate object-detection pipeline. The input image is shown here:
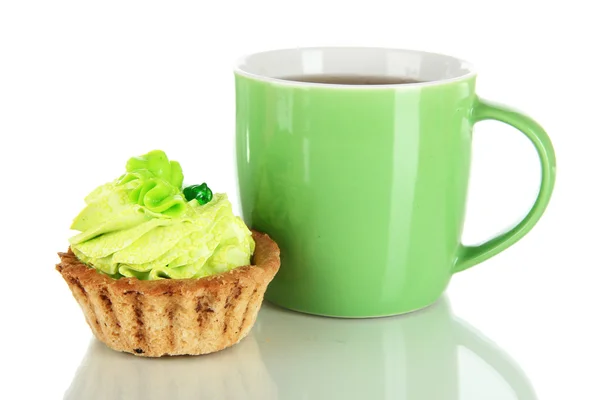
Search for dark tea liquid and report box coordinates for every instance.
[280,74,423,85]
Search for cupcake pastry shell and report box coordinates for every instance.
[56,230,280,357]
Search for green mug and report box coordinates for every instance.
[235,47,556,317]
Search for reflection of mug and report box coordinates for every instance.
[235,47,556,317]
[254,298,537,400]
[64,335,277,400]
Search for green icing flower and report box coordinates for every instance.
[117,150,186,217]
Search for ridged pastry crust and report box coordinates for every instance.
[56,230,280,357]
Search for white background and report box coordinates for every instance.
[1,1,598,399]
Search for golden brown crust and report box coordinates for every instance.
[56,230,280,357]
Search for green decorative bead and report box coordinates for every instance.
[183,184,202,201]
[195,183,213,205]
[183,183,213,205]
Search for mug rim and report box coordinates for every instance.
[233,46,477,89]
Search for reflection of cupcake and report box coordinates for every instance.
[56,150,280,357]
[65,335,277,400]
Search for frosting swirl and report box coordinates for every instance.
[68,150,254,280]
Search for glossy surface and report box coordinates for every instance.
[3,3,596,398]
[235,48,555,317]
[63,298,538,400]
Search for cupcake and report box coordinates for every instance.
[56,150,280,357]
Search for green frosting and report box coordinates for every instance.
[69,150,255,280]
[118,150,186,217]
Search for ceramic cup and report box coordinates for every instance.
[235,47,556,317]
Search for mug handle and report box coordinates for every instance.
[454,97,556,273]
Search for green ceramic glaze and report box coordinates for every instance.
[235,48,556,317]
